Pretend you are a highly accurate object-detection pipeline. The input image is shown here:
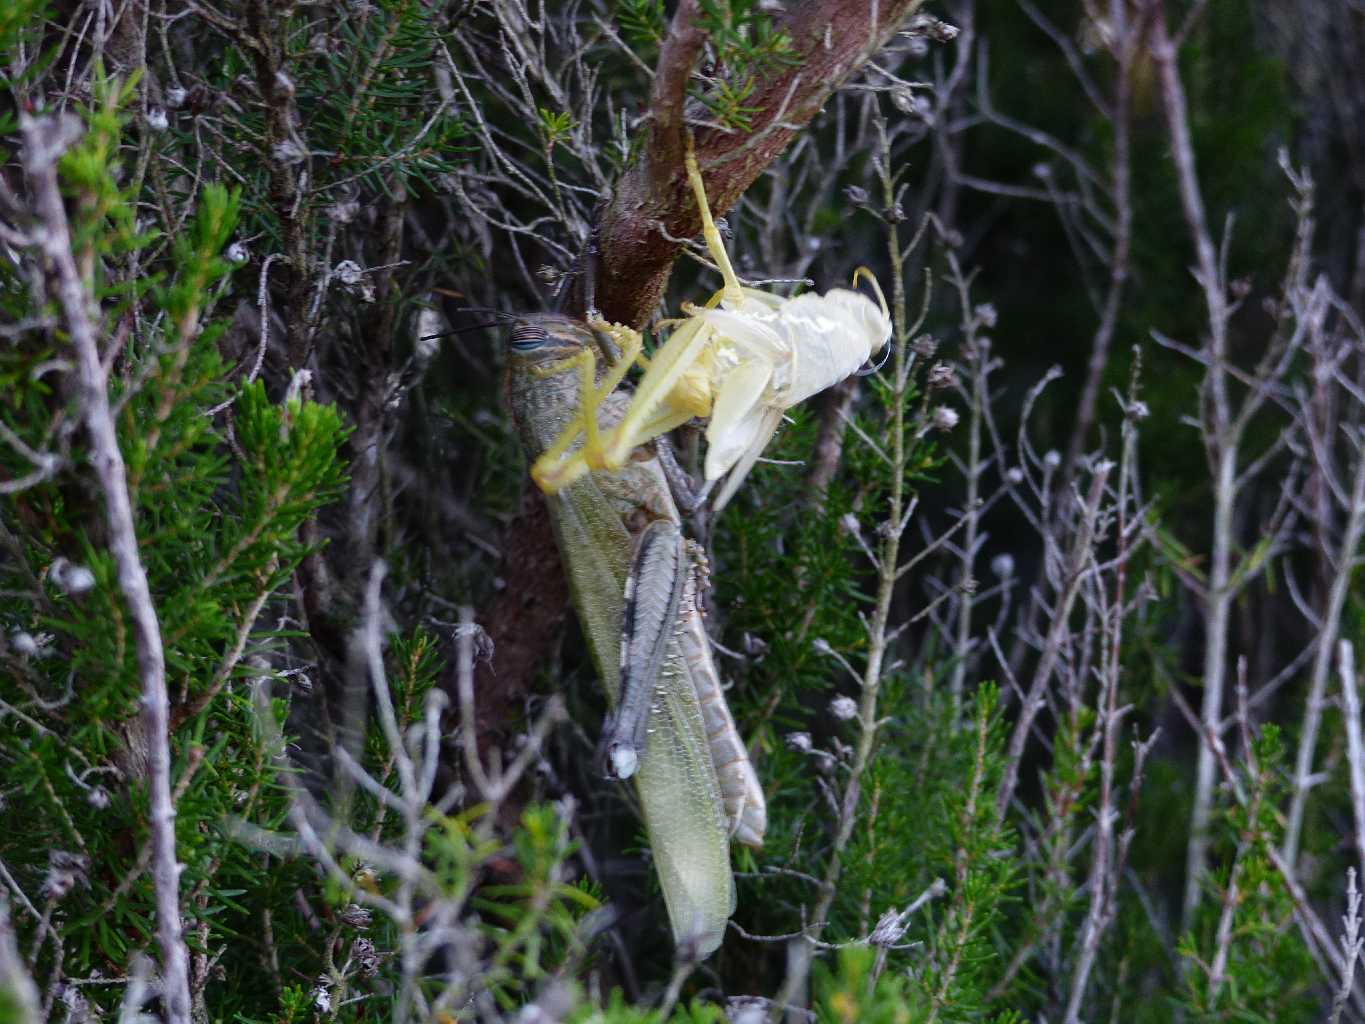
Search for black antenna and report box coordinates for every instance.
[454,306,518,322]
[419,322,505,341]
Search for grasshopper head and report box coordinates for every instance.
[505,315,595,454]
[505,313,597,365]
[505,313,635,476]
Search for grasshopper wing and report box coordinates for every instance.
[710,405,785,513]
[639,636,737,951]
[704,359,774,483]
[551,487,735,955]
[600,520,688,780]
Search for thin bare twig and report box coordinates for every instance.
[21,113,192,1023]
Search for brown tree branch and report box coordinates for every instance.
[594,0,928,327]
[647,0,707,199]
[457,485,569,761]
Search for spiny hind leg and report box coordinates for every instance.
[685,135,744,305]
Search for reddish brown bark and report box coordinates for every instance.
[462,484,570,756]
[595,0,926,328]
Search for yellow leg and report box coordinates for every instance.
[529,348,597,492]
[534,141,734,493]
[685,137,744,306]
[582,318,643,469]
[529,319,646,493]
[852,265,891,320]
[601,315,717,468]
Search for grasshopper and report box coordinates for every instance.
[528,143,892,510]
[507,315,766,956]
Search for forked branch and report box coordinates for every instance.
[594,0,930,327]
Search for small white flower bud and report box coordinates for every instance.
[225,241,249,265]
[146,107,169,132]
[891,86,917,115]
[415,308,443,364]
[10,632,37,656]
[931,405,960,431]
[727,998,769,1024]
[339,903,372,929]
[1043,450,1062,469]
[991,553,1015,579]
[333,260,375,303]
[87,787,111,810]
[927,362,956,390]
[42,851,89,900]
[166,86,188,109]
[64,565,96,594]
[57,984,89,1015]
[785,731,812,753]
[812,637,833,656]
[870,906,909,947]
[909,13,960,42]
[1006,466,1025,485]
[271,140,307,165]
[975,303,998,328]
[334,260,364,287]
[49,557,97,595]
[351,937,379,976]
[829,696,858,721]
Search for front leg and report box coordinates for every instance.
[529,321,643,492]
[598,518,687,779]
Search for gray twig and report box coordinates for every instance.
[21,113,192,1023]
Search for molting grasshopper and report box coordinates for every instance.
[507,315,766,955]
[528,144,892,510]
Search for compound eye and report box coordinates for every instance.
[510,323,549,351]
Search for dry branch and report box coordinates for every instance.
[20,114,192,1024]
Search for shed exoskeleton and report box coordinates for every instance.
[529,143,892,510]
